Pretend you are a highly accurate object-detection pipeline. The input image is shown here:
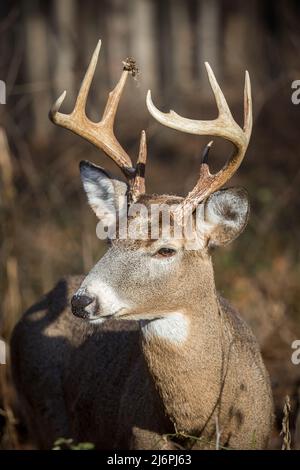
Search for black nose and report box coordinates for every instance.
[71,294,94,318]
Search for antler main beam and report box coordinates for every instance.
[50,40,147,199]
[146,62,252,214]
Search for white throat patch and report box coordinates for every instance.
[141,312,189,344]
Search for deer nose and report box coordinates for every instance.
[71,294,94,318]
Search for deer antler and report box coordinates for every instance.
[50,40,146,201]
[130,130,147,201]
[146,62,252,217]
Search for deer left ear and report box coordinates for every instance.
[201,188,250,247]
[79,160,128,225]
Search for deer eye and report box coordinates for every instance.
[154,247,177,258]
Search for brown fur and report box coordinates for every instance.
[10,189,274,449]
[11,275,273,449]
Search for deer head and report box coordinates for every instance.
[50,41,252,326]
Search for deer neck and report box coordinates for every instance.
[140,277,225,435]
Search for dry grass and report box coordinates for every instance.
[0,361,19,449]
[281,396,292,450]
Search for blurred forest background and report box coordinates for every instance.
[1,0,300,449]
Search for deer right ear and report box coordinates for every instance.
[201,187,250,247]
[79,161,128,225]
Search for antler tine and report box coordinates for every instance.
[146,64,250,147]
[49,40,135,178]
[146,63,253,218]
[130,130,147,202]
[101,71,128,127]
[204,62,232,118]
[243,71,252,139]
[73,39,102,116]
[49,40,101,129]
[201,140,213,164]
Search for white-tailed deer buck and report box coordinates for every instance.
[11,41,273,449]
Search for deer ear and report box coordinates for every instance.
[202,188,250,247]
[79,160,128,225]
